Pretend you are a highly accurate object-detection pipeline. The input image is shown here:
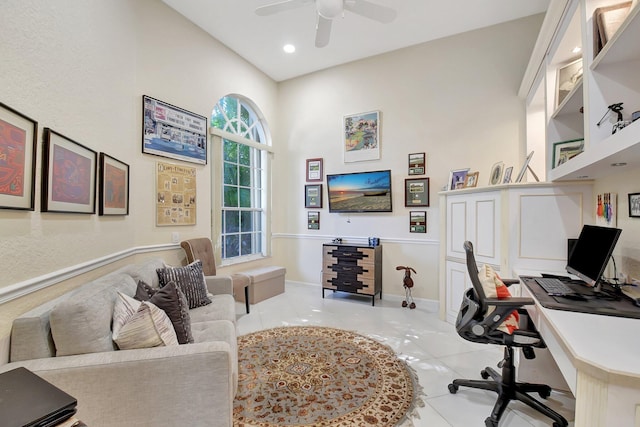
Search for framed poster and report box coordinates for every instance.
[308,211,320,229]
[0,102,38,210]
[306,158,323,182]
[305,184,322,208]
[408,152,426,175]
[343,110,380,163]
[99,153,129,216]
[556,58,583,108]
[142,95,207,165]
[156,161,196,226]
[404,178,429,207]
[629,193,640,218]
[552,139,584,168]
[409,211,426,233]
[42,128,97,214]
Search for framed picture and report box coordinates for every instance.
[596,192,617,227]
[306,158,323,182]
[489,162,504,185]
[629,193,640,218]
[305,184,322,208]
[343,110,380,163]
[552,139,584,168]
[408,152,426,175]
[156,161,197,226]
[409,211,427,233]
[515,151,535,183]
[405,178,429,207]
[464,172,479,188]
[0,102,38,210]
[556,58,583,108]
[42,128,97,214]
[99,153,129,215]
[503,166,514,184]
[142,95,208,165]
[308,211,320,229]
[448,168,470,190]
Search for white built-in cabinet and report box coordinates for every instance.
[521,0,640,181]
[439,183,593,323]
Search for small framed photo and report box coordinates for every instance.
[464,172,479,188]
[99,153,130,215]
[305,184,322,208]
[42,128,97,214]
[489,162,504,185]
[503,166,514,184]
[515,151,535,183]
[408,152,426,175]
[629,193,640,218]
[448,168,470,190]
[405,178,429,207]
[409,211,427,233]
[0,102,38,211]
[308,211,320,229]
[552,139,584,168]
[306,158,323,182]
[556,58,583,108]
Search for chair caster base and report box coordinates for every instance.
[402,300,408,307]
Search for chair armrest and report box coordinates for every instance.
[485,297,534,307]
[205,275,233,295]
[502,278,520,287]
[0,342,234,427]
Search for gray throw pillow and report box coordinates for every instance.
[156,260,212,309]
[135,281,194,344]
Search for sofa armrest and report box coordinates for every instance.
[0,342,234,427]
[205,275,233,295]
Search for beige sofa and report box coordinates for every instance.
[0,258,238,427]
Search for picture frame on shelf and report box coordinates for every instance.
[593,2,633,58]
[448,168,469,190]
[0,102,38,211]
[556,58,583,108]
[343,110,380,163]
[306,158,323,182]
[464,172,479,188]
[409,211,427,233]
[404,177,429,207]
[503,166,514,184]
[552,139,584,168]
[515,151,536,183]
[408,152,426,175]
[99,153,129,216]
[305,184,322,208]
[42,128,97,214]
[308,211,320,229]
[489,162,504,185]
[628,193,640,218]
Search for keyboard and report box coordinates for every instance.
[535,277,574,295]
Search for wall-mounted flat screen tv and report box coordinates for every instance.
[327,170,392,213]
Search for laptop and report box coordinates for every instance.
[0,367,77,427]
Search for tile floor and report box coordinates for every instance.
[235,282,576,427]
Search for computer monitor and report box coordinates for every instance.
[566,224,622,289]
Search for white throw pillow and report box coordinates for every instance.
[112,292,178,349]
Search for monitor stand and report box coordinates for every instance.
[592,280,622,300]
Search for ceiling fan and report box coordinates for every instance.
[255,0,397,48]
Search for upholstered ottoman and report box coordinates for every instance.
[236,266,286,304]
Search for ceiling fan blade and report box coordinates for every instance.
[315,15,332,48]
[344,0,396,23]
[255,0,310,16]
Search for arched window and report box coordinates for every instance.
[211,95,270,261]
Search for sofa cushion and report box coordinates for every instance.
[112,292,178,349]
[120,257,166,288]
[135,280,194,344]
[157,260,211,309]
[189,294,236,325]
[50,273,137,356]
[191,319,238,395]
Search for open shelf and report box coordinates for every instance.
[591,4,640,69]
[551,79,583,118]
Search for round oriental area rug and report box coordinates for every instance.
[233,326,424,426]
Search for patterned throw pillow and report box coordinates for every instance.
[156,260,212,309]
[478,264,520,334]
[112,292,178,349]
[135,280,194,344]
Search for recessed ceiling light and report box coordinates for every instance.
[283,44,295,53]
[572,46,582,53]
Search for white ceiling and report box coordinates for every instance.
[162,0,550,82]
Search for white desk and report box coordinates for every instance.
[519,274,640,427]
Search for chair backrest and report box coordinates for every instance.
[180,238,217,276]
[464,241,488,314]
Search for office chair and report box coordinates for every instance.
[447,241,568,427]
[180,237,251,313]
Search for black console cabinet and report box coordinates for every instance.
[322,244,382,306]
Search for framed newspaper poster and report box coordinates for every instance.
[156,161,196,226]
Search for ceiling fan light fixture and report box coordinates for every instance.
[283,44,296,53]
[317,0,343,19]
